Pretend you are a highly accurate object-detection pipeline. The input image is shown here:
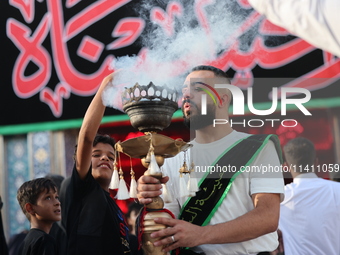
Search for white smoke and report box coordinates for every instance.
[103,0,252,111]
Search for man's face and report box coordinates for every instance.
[181,70,217,130]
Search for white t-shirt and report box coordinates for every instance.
[248,0,340,57]
[279,173,340,255]
[162,130,284,255]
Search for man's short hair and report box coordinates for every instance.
[191,65,231,83]
[283,137,316,173]
[17,178,58,221]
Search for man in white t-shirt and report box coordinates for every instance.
[279,137,340,255]
[248,0,340,57]
[137,65,284,254]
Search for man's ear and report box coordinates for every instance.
[219,93,230,107]
[283,161,291,172]
[25,203,35,215]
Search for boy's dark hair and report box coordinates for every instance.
[17,178,57,221]
[45,174,65,192]
[93,134,116,148]
[73,134,116,161]
[126,202,143,219]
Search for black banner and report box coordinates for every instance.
[1,0,339,127]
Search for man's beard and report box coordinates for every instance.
[183,102,216,130]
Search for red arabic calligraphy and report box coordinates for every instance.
[276,57,340,98]
[9,0,35,23]
[46,0,112,95]
[107,18,145,50]
[150,2,183,37]
[40,83,70,117]
[7,14,51,98]
[66,0,81,9]
[7,0,143,116]
[6,0,340,118]
[64,0,132,40]
[195,0,215,33]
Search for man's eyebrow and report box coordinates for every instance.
[191,81,208,86]
[182,81,208,89]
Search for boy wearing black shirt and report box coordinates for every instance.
[62,73,131,254]
[17,178,61,255]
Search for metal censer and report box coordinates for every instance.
[115,82,191,255]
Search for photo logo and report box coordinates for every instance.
[200,84,312,128]
[196,82,223,114]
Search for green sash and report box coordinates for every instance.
[179,134,282,227]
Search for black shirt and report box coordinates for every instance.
[63,165,131,255]
[20,228,58,255]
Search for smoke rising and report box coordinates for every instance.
[103,0,253,111]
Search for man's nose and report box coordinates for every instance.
[182,88,193,99]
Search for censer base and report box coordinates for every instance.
[115,133,191,159]
[142,211,174,255]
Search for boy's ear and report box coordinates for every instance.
[25,203,35,215]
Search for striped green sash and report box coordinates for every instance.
[179,134,282,227]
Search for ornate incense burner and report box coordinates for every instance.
[116,82,191,255]
[122,82,179,132]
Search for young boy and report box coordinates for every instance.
[17,178,61,255]
[61,73,131,254]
